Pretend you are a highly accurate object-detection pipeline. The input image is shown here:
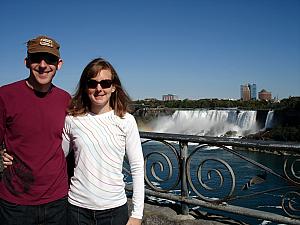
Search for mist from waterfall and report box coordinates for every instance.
[149,109,259,137]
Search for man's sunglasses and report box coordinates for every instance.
[28,53,59,65]
[87,79,113,89]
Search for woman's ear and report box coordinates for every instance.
[111,85,116,93]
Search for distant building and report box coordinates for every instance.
[240,83,256,101]
[162,94,178,101]
[258,89,272,101]
[144,98,158,101]
[249,84,257,100]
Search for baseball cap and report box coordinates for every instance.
[27,35,60,58]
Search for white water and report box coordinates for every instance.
[149,109,260,137]
[264,110,274,130]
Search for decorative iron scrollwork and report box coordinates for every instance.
[143,140,180,192]
[282,191,300,219]
[284,156,300,186]
[187,144,236,202]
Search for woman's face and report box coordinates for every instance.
[87,69,115,114]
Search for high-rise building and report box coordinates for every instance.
[240,83,256,101]
[249,84,257,100]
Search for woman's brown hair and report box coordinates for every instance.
[68,58,131,117]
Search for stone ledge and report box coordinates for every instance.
[128,199,244,225]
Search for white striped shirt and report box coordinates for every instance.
[62,110,144,219]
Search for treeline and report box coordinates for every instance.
[133,96,300,110]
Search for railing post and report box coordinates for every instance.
[179,140,189,215]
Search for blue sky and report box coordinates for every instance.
[0,0,299,100]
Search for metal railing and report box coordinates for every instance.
[124,131,300,224]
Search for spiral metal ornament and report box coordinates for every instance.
[187,145,236,202]
[284,157,300,186]
[282,191,300,219]
[143,140,180,192]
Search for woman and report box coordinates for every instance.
[3,58,145,225]
[63,58,144,225]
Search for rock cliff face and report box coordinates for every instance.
[256,110,269,129]
[133,108,175,120]
[246,108,300,141]
[133,108,175,131]
[273,109,300,126]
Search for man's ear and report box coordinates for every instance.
[24,58,30,68]
[57,59,63,70]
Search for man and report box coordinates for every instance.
[0,35,70,225]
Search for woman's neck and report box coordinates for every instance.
[90,105,113,115]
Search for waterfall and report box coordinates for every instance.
[264,110,274,130]
[150,109,259,137]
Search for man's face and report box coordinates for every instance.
[26,53,62,88]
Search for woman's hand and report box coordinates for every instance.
[1,151,13,168]
[126,217,142,225]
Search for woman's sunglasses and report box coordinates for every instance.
[28,53,59,65]
[87,79,113,89]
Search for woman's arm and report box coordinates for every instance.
[125,115,145,222]
[62,116,74,157]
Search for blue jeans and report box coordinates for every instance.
[67,202,129,225]
[0,196,67,225]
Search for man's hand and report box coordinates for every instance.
[126,217,142,225]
